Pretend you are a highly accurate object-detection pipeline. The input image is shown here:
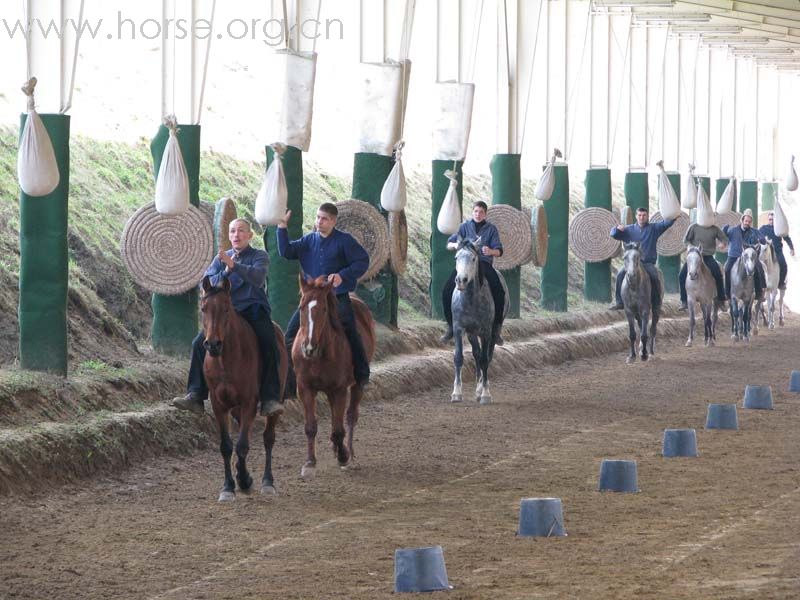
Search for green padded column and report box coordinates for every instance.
[761,181,777,211]
[18,114,69,375]
[624,171,649,211]
[352,152,397,327]
[430,160,464,320]
[150,124,201,356]
[584,168,612,303]
[740,180,758,227]
[658,172,681,294]
[715,177,734,264]
[490,154,521,318]
[540,164,569,312]
[264,145,303,329]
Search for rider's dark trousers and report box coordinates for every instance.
[187,304,281,402]
[679,255,725,304]
[284,293,370,383]
[778,253,789,290]
[442,262,505,330]
[614,262,662,309]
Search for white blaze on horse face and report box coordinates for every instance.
[307,300,318,347]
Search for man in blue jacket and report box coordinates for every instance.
[609,207,675,310]
[173,219,283,416]
[277,202,371,387]
[722,210,766,301]
[759,210,795,290]
[440,201,506,345]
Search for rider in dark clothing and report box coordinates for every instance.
[759,211,795,290]
[723,210,766,301]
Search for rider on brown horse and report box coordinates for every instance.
[172,218,284,417]
[277,203,371,388]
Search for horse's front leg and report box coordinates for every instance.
[768,292,776,329]
[346,383,363,462]
[261,414,278,495]
[211,400,236,503]
[478,336,492,405]
[779,290,785,326]
[700,304,711,347]
[234,401,255,493]
[468,335,483,400]
[640,310,650,361]
[625,312,637,364]
[649,308,659,356]
[730,299,740,341]
[686,301,696,347]
[751,299,759,336]
[329,387,350,467]
[742,301,751,341]
[299,383,318,479]
[451,332,464,402]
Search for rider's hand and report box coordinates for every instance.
[278,209,292,229]
[328,273,343,288]
[791,249,796,257]
[481,246,493,257]
[218,250,235,270]
[617,224,626,231]
[447,242,458,251]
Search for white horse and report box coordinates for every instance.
[685,245,719,348]
[757,240,785,329]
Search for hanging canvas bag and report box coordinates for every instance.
[774,196,790,237]
[437,169,461,235]
[696,182,714,227]
[534,148,562,201]
[656,160,681,220]
[154,115,190,215]
[786,155,798,192]
[380,141,407,212]
[17,78,60,197]
[716,178,735,215]
[681,164,697,209]
[255,143,289,226]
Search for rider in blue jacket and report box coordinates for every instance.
[722,210,766,301]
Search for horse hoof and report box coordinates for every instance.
[451,394,463,403]
[300,464,316,479]
[260,485,277,496]
[769,324,775,330]
[479,396,492,405]
[626,356,635,364]
[779,319,785,327]
[685,340,692,347]
[218,491,235,503]
[641,355,649,362]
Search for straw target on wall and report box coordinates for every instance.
[487,204,532,270]
[650,210,691,256]
[568,207,620,263]
[334,200,390,281]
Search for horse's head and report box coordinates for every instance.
[297,275,340,359]
[622,242,641,277]
[741,244,758,277]
[760,239,775,265]
[686,244,704,280]
[455,235,482,291]
[200,276,233,357]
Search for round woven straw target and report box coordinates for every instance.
[530,204,549,267]
[650,210,691,256]
[213,198,237,253]
[388,209,408,275]
[568,207,620,262]
[519,208,534,265]
[487,204,532,271]
[121,202,214,295]
[335,200,390,281]
[716,210,742,230]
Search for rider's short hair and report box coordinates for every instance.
[472,200,488,212]
[229,218,252,232]
[318,203,338,218]
[636,207,648,214]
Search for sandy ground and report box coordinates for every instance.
[1,316,799,599]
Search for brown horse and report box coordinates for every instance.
[293,276,376,478]
[200,276,288,502]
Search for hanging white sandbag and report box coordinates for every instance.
[380,141,407,212]
[432,82,475,161]
[656,160,681,220]
[437,169,461,235]
[17,78,60,197]
[696,181,715,227]
[786,155,798,192]
[255,143,289,226]
[774,196,790,237]
[716,178,735,215]
[154,115,190,215]
[264,50,318,152]
[681,163,697,209]
[534,148,562,201]
[356,61,410,156]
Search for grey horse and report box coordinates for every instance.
[621,242,661,364]
[685,244,719,348]
[729,244,759,342]
[449,237,508,404]
[757,240,784,329]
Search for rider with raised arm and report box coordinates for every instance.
[758,210,795,291]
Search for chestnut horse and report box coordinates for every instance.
[200,276,288,502]
[293,276,376,478]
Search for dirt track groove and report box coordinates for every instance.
[1,317,799,599]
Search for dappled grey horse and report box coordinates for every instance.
[621,242,661,364]
[758,240,784,329]
[685,244,719,348]
[729,244,759,342]
[449,237,507,404]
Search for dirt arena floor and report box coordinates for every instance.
[2,317,799,599]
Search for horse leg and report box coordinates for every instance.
[478,337,492,405]
[743,302,751,342]
[701,304,711,347]
[730,299,739,341]
[625,313,637,364]
[234,404,255,493]
[751,299,759,336]
[779,289,785,326]
[686,302,695,347]
[261,414,278,495]
[299,384,318,479]
[640,310,650,362]
[451,333,464,402]
[212,402,236,503]
[329,387,350,467]
[768,292,776,329]
[346,383,362,461]
[468,335,483,400]
[649,309,659,356]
